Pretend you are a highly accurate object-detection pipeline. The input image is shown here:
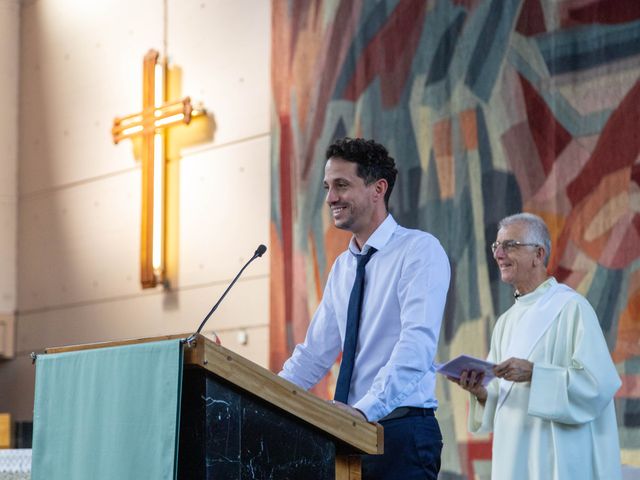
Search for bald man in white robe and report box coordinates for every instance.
[451,213,621,480]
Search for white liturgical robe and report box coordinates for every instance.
[469,277,621,480]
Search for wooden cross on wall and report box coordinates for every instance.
[112,49,204,288]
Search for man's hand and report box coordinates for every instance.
[328,400,367,421]
[446,370,488,406]
[493,357,533,383]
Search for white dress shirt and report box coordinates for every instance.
[279,214,451,421]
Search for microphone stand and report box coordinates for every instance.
[184,245,267,346]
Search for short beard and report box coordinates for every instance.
[334,218,354,231]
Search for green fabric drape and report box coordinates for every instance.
[32,339,183,480]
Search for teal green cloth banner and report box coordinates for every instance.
[32,339,183,480]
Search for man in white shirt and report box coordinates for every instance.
[452,212,621,480]
[279,137,451,479]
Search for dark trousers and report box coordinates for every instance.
[362,409,442,480]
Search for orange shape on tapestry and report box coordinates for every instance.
[433,118,455,199]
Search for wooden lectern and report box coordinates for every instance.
[45,334,383,479]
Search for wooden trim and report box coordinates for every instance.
[336,455,362,480]
[0,413,11,449]
[44,333,190,354]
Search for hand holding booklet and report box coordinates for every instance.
[436,354,496,386]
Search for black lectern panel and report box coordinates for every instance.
[178,367,336,480]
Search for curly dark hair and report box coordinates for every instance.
[325,137,398,208]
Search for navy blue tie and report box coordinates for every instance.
[334,246,377,403]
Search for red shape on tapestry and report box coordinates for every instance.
[549,81,640,274]
[633,213,640,236]
[515,0,546,36]
[553,264,574,283]
[566,0,640,26]
[566,79,640,207]
[631,163,640,187]
[463,439,493,479]
[278,118,295,332]
[343,0,426,108]
[518,74,572,176]
[451,0,482,11]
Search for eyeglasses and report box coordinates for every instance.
[490,240,539,253]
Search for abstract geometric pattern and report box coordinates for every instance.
[271,0,640,476]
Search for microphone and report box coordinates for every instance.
[186,244,267,344]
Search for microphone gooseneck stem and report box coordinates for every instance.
[185,244,267,345]
[195,254,258,336]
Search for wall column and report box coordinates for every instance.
[0,0,19,358]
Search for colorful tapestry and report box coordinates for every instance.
[270,0,640,476]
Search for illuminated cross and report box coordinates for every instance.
[112,49,204,288]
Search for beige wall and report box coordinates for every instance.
[0,0,271,420]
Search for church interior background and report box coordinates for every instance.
[0,0,638,478]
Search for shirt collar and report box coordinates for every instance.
[515,277,556,303]
[348,214,397,255]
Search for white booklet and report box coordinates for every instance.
[435,354,496,386]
